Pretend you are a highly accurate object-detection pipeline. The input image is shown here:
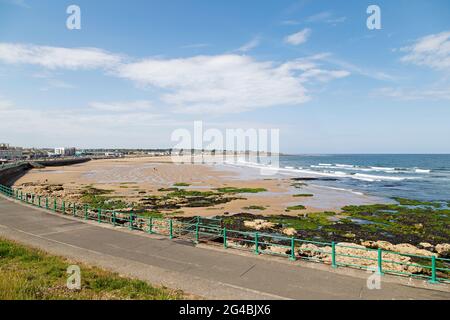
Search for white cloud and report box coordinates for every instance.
[0,96,14,110]
[236,37,261,53]
[89,100,153,112]
[0,43,122,70]
[116,54,350,114]
[284,29,311,46]
[0,43,350,114]
[401,31,450,70]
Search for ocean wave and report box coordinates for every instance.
[225,160,416,182]
[415,169,431,173]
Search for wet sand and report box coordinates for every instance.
[13,156,384,217]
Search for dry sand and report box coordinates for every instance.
[13,156,383,217]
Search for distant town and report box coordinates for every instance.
[0,143,275,164]
[0,143,172,163]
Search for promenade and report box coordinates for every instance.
[0,196,448,300]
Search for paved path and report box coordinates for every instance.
[0,196,449,300]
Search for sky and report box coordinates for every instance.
[0,0,449,153]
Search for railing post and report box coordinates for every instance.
[290,237,296,261]
[332,242,337,268]
[377,248,383,275]
[112,211,116,227]
[223,227,227,249]
[38,196,41,208]
[45,197,48,209]
[62,201,65,214]
[129,211,133,230]
[169,219,173,239]
[98,208,101,223]
[255,232,259,255]
[148,217,153,234]
[84,205,88,220]
[53,198,57,211]
[429,256,438,284]
[195,223,199,243]
[73,203,76,217]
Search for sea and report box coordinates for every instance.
[225,154,450,202]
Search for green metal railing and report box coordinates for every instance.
[0,183,449,284]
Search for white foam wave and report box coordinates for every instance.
[415,169,431,173]
[225,159,416,182]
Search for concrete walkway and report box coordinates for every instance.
[0,196,449,300]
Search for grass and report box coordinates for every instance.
[393,197,441,208]
[293,194,314,197]
[242,205,266,211]
[216,187,267,194]
[173,183,191,187]
[0,238,184,300]
[285,205,306,211]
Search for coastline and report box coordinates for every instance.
[12,156,384,217]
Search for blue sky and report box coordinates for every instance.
[0,0,449,153]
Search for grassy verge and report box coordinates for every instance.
[0,238,185,300]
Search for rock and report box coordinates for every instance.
[361,240,395,251]
[282,228,297,237]
[361,240,434,257]
[436,244,450,257]
[414,223,424,229]
[418,242,434,250]
[243,219,276,231]
[297,241,427,275]
[392,243,435,257]
[262,246,289,255]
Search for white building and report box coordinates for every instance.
[54,147,76,157]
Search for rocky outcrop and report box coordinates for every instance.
[282,227,297,237]
[243,219,276,231]
[361,240,436,257]
[298,242,429,275]
[436,244,450,258]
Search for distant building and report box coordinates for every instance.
[0,143,23,160]
[54,147,76,157]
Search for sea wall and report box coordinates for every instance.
[0,158,91,187]
[0,163,32,187]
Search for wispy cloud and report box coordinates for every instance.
[89,100,153,112]
[236,36,261,53]
[280,20,301,26]
[181,43,210,49]
[306,11,346,25]
[0,43,122,70]
[400,31,450,70]
[374,86,450,101]
[2,0,30,8]
[306,11,332,23]
[284,28,311,46]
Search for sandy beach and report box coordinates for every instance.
[12,156,384,218]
